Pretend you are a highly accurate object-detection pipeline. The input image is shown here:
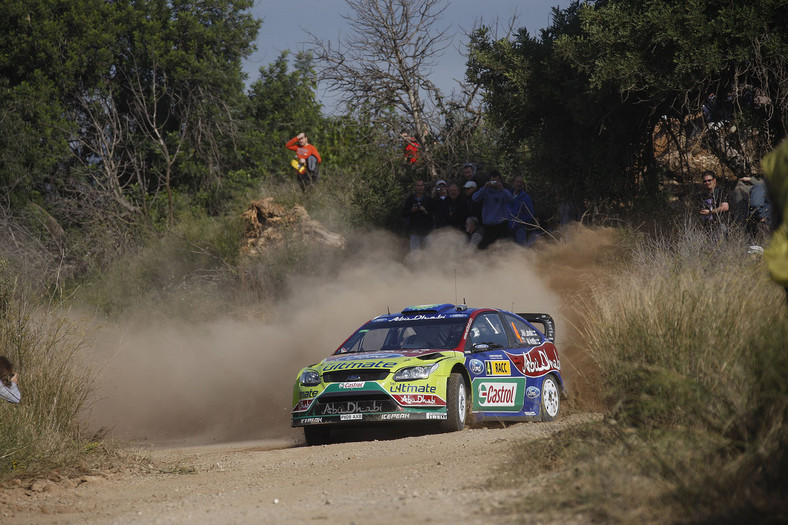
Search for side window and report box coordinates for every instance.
[469,313,509,348]
[504,314,542,347]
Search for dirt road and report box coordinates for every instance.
[0,413,598,524]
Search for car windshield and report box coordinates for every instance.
[336,317,468,353]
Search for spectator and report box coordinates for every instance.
[509,175,537,246]
[463,181,483,221]
[401,179,433,251]
[732,176,773,241]
[431,180,451,228]
[699,171,730,240]
[401,132,420,165]
[0,356,20,404]
[445,183,469,230]
[286,132,322,190]
[472,170,514,247]
[461,163,489,188]
[465,216,485,248]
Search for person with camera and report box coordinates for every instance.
[699,171,729,241]
[285,132,322,190]
[471,169,513,248]
[401,179,434,251]
[0,355,20,404]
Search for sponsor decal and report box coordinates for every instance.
[472,378,525,412]
[469,359,484,375]
[479,383,516,406]
[299,389,319,399]
[505,344,561,377]
[526,386,540,399]
[381,413,411,420]
[340,414,363,421]
[426,413,448,420]
[388,314,446,321]
[318,400,383,415]
[524,411,536,416]
[293,399,314,412]
[301,417,323,424]
[389,383,436,394]
[322,360,398,371]
[485,360,511,376]
[328,353,403,361]
[448,314,468,318]
[339,381,365,389]
[393,394,446,406]
[525,337,541,346]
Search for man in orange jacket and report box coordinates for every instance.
[286,133,322,190]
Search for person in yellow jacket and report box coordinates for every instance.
[762,139,788,300]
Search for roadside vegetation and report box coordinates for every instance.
[497,223,787,524]
[0,280,98,477]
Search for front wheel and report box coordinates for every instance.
[439,373,467,432]
[540,374,560,422]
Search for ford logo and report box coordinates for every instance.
[469,359,484,375]
[347,375,361,381]
[526,386,540,399]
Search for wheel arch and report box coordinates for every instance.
[451,363,472,404]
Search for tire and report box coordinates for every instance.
[540,374,560,422]
[439,373,467,432]
[303,426,332,446]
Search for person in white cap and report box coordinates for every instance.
[463,180,482,221]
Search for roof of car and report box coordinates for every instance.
[367,303,491,323]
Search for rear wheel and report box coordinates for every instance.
[303,426,332,446]
[439,373,467,432]
[540,374,560,422]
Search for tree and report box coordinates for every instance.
[310,0,458,179]
[468,0,788,208]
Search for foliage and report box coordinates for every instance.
[0,298,96,477]
[570,222,788,521]
[76,209,244,319]
[467,0,788,207]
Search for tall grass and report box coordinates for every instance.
[578,220,787,519]
[0,296,96,478]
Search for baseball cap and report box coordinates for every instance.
[436,180,447,187]
[463,181,477,189]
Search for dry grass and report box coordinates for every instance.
[0,297,98,478]
[496,221,787,524]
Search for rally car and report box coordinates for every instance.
[292,303,564,445]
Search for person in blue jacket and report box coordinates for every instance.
[472,170,513,248]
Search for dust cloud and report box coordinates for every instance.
[86,224,617,447]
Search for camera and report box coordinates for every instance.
[489,180,498,186]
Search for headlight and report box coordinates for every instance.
[393,363,439,381]
[299,369,320,386]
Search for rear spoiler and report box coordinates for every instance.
[517,313,555,343]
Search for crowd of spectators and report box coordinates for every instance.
[698,170,773,246]
[401,163,538,251]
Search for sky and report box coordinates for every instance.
[243,0,569,114]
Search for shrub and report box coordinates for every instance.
[0,298,95,477]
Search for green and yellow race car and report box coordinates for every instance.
[292,303,564,445]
